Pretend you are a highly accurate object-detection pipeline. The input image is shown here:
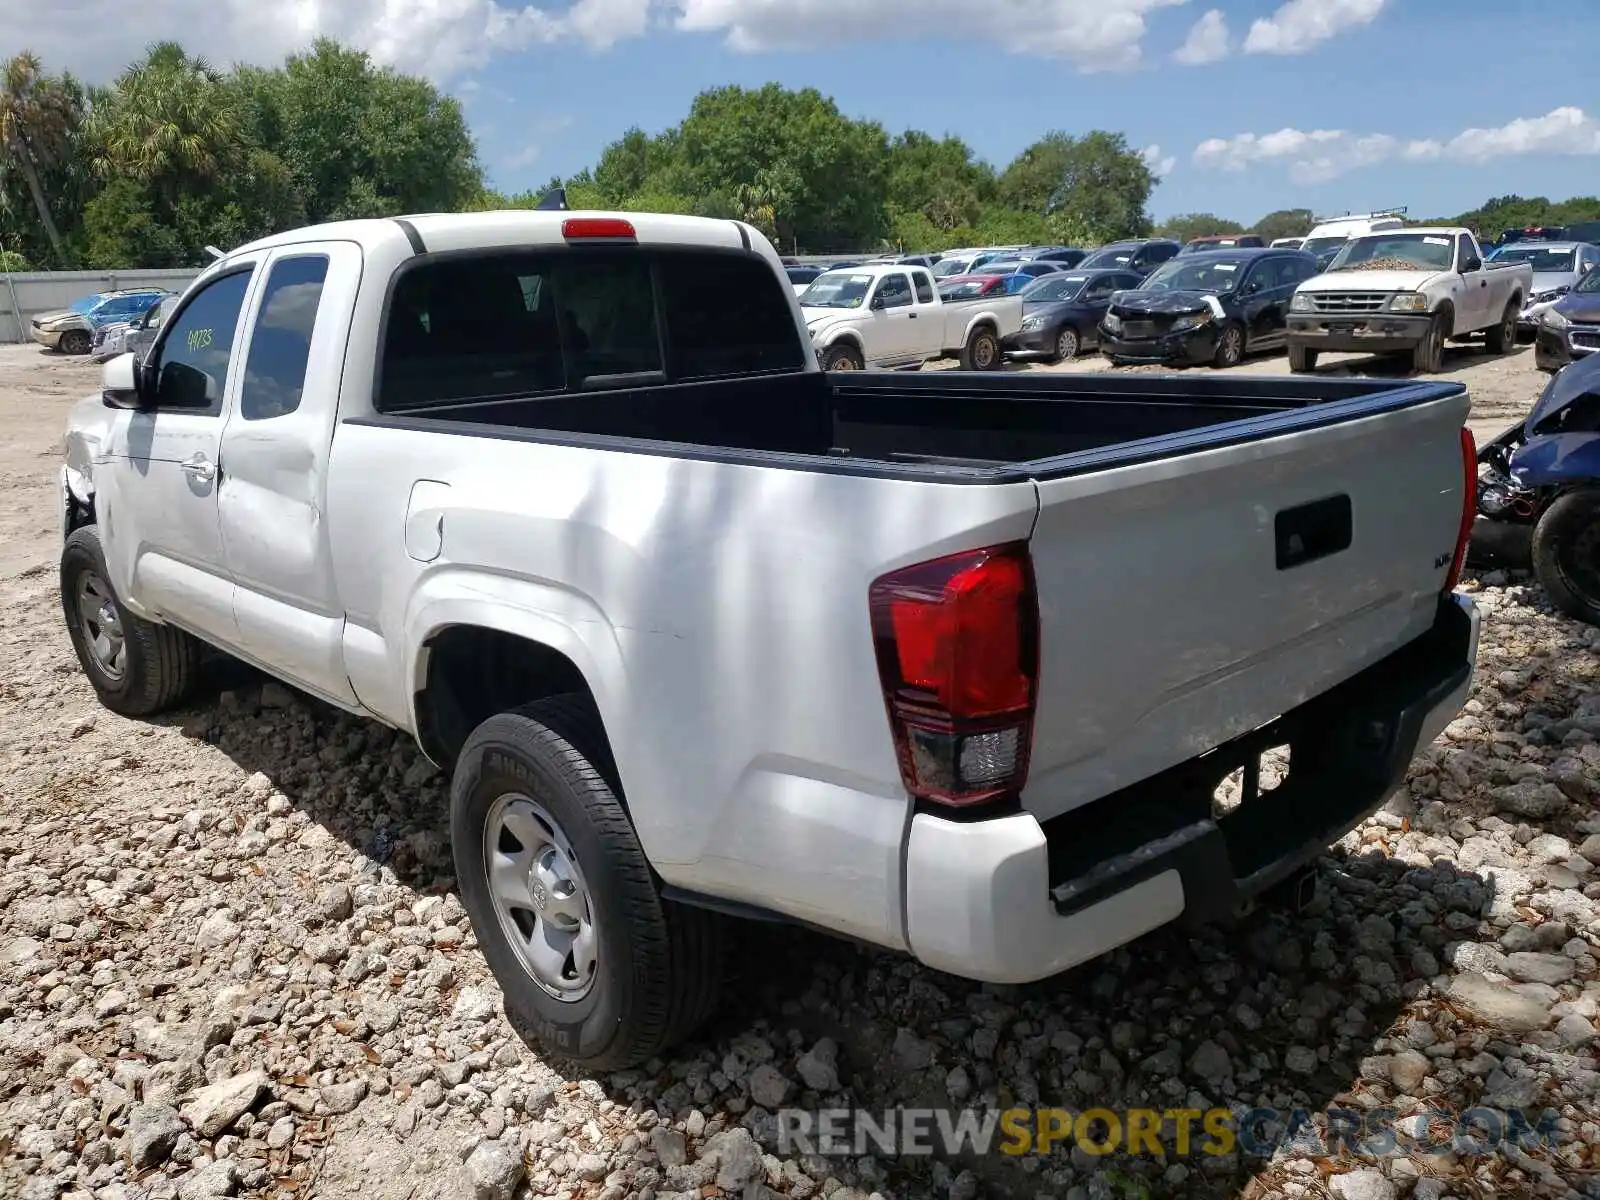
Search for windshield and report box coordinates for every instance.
[1487,246,1577,273]
[786,267,821,283]
[69,294,111,315]
[932,258,971,278]
[1022,275,1087,302]
[940,280,991,300]
[1328,233,1455,272]
[1575,267,1600,295]
[1301,236,1348,259]
[1079,246,1136,269]
[972,261,1024,275]
[798,271,873,308]
[1142,258,1245,294]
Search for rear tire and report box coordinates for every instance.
[1287,344,1317,373]
[1485,300,1517,355]
[822,344,864,372]
[450,696,726,1070]
[960,325,1002,371]
[1532,489,1600,626]
[60,525,201,716]
[1411,312,1446,374]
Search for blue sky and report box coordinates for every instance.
[40,0,1600,225]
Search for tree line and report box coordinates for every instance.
[3,41,1598,271]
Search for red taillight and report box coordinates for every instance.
[561,217,636,241]
[869,543,1039,807]
[1445,426,1476,591]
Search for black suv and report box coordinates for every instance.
[1077,238,1182,279]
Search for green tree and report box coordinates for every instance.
[884,130,995,238]
[0,51,81,265]
[999,130,1153,242]
[1156,213,1244,243]
[1250,208,1313,241]
[92,43,239,187]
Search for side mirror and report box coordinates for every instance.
[101,353,144,409]
[1463,256,1483,273]
[870,293,886,310]
[1243,280,1261,295]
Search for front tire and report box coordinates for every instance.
[960,325,1002,371]
[450,696,725,1070]
[1532,489,1600,626]
[1212,322,1245,369]
[61,525,201,716]
[1486,300,1517,355]
[1052,326,1080,362]
[1287,344,1317,373]
[59,329,91,356]
[1411,312,1446,374]
[822,344,864,372]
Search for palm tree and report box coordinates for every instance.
[0,52,79,266]
[92,42,239,187]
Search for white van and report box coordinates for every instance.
[1301,209,1407,265]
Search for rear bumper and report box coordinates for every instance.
[903,592,1478,984]
[1287,311,1430,353]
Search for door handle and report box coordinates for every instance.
[908,312,918,318]
[180,455,217,484]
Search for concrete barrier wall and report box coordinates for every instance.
[0,269,200,344]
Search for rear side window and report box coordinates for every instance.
[913,272,934,303]
[241,255,329,420]
[657,252,805,380]
[378,249,804,410]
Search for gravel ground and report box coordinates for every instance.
[2,341,1598,1200]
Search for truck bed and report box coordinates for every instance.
[363,369,1462,482]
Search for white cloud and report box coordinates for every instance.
[1243,0,1384,56]
[674,0,1190,70]
[1141,144,1177,179]
[1193,107,1600,182]
[503,114,575,170]
[7,0,655,83]
[1173,9,1229,65]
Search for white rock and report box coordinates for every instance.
[180,1070,269,1138]
[451,986,497,1023]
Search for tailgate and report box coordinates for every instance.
[1021,387,1471,823]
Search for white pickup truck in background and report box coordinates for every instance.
[799,262,1023,371]
[61,207,1479,1069]
[1286,227,1531,373]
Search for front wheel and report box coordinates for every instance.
[450,696,725,1070]
[1052,326,1080,362]
[960,326,1002,371]
[61,525,201,716]
[1411,313,1446,374]
[822,344,864,372]
[59,329,91,356]
[1212,322,1245,369]
[1287,344,1317,373]
[1485,300,1518,355]
[1532,489,1600,626]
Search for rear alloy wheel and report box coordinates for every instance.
[822,344,864,372]
[1212,323,1245,369]
[1485,300,1518,355]
[1532,488,1600,626]
[1053,327,1080,362]
[961,326,1001,371]
[59,329,91,356]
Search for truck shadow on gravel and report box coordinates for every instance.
[156,662,1516,1200]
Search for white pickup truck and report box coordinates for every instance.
[1286,227,1531,373]
[799,262,1023,371]
[61,208,1480,1070]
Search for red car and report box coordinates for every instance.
[937,273,1010,299]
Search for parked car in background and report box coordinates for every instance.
[1100,248,1318,368]
[799,263,1023,370]
[931,247,986,278]
[1287,228,1531,374]
[1076,238,1181,279]
[90,293,177,362]
[1496,226,1567,249]
[970,260,1064,283]
[1534,267,1600,372]
[1299,210,1407,273]
[30,288,170,356]
[1023,246,1088,267]
[1270,237,1305,250]
[1178,234,1265,254]
[1003,268,1145,361]
[936,273,1010,299]
[966,246,1030,273]
[1484,241,1600,337]
[787,265,826,294]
